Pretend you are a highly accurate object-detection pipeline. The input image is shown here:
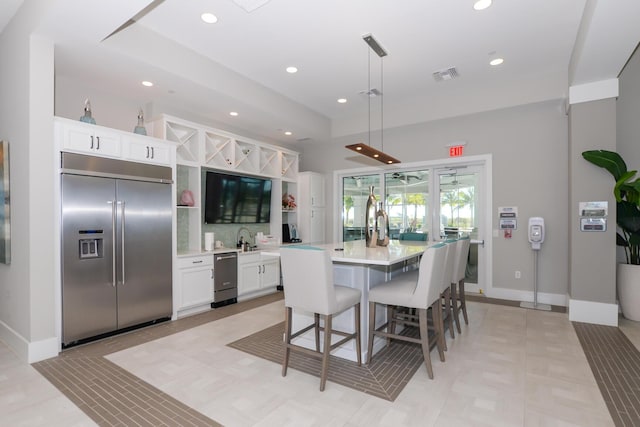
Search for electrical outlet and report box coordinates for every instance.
[515,270,521,279]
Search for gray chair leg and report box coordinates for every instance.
[459,279,469,324]
[354,303,362,366]
[282,306,292,377]
[418,308,434,379]
[444,288,455,340]
[314,313,320,352]
[386,305,394,347]
[451,283,462,334]
[320,314,332,391]
[432,301,446,362]
[367,301,376,364]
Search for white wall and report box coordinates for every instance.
[300,100,570,298]
[0,2,58,362]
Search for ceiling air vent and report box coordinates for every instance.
[432,67,459,82]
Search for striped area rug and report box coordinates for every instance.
[227,322,425,401]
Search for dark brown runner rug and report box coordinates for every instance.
[573,321,640,427]
[227,322,424,401]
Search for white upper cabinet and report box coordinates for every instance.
[55,117,175,167]
[123,134,173,166]
[151,115,298,179]
[61,120,122,158]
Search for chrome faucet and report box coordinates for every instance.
[237,227,253,246]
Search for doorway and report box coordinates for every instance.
[338,156,491,294]
[434,165,485,293]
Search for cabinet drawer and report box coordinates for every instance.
[238,253,261,265]
[178,255,213,269]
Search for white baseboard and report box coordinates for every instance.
[0,320,59,363]
[485,287,567,307]
[569,299,619,326]
[28,337,59,363]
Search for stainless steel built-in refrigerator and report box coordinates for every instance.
[61,153,173,347]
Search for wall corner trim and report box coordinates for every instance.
[569,78,619,105]
[568,298,619,326]
[0,320,59,364]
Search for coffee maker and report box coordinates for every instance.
[282,223,301,243]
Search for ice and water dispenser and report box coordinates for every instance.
[78,230,103,259]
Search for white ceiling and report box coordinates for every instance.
[3,0,640,146]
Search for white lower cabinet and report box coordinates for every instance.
[176,254,213,316]
[238,253,280,299]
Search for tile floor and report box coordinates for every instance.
[0,294,634,426]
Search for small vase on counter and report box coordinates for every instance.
[376,202,389,247]
[365,186,377,248]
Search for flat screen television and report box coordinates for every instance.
[204,171,272,224]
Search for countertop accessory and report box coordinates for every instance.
[376,201,389,246]
[365,186,377,247]
[204,232,215,251]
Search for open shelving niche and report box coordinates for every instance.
[151,114,299,251]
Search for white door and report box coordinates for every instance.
[433,165,487,294]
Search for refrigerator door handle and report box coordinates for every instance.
[118,201,126,285]
[108,200,116,287]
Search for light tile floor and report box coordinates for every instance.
[0,298,630,426]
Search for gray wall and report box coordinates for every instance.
[568,99,617,304]
[300,100,570,297]
[618,47,640,170]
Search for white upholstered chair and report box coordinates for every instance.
[279,246,362,391]
[366,243,448,379]
[451,236,471,332]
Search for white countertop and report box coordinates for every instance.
[177,248,241,257]
[261,240,430,266]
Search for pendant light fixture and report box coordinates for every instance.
[345,34,401,165]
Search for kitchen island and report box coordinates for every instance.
[264,239,431,361]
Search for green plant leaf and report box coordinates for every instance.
[615,171,639,202]
[582,150,627,181]
[618,200,640,234]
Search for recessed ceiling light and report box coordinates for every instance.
[141,81,154,87]
[201,13,218,24]
[286,66,298,74]
[284,131,292,136]
[490,57,504,66]
[473,0,492,10]
[229,111,239,116]
[337,98,347,104]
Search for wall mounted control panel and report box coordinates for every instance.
[580,217,606,232]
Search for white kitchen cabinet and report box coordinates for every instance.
[55,117,176,167]
[298,172,326,244]
[176,254,213,316]
[238,253,280,299]
[124,135,173,166]
[60,120,122,158]
[151,114,299,179]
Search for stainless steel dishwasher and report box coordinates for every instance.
[212,252,238,308]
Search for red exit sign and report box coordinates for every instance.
[449,145,464,157]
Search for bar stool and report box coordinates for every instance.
[367,243,448,379]
[440,239,458,346]
[451,236,471,331]
[280,246,362,391]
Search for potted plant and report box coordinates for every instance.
[582,149,640,320]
